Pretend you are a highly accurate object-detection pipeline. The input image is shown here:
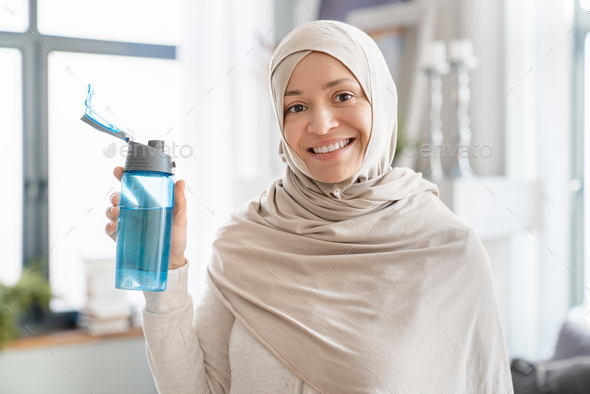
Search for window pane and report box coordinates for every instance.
[0,0,28,33]
[38,0,184,45]
[48,52,184,311]
[0,48,23,286]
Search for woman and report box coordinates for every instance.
[106,20,513,394]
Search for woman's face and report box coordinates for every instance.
[283,52,372,184]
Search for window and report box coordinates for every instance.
[1,0,28,33]
[1,0,184,317]
[37,0,183,45]
[0,48,23,287]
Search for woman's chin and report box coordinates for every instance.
[311,169,353,184]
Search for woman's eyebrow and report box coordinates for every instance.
[284,77,357,97]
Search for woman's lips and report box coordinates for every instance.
[308,138,355,161]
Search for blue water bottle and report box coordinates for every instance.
[79,85,175,291]
[115,140,176,291]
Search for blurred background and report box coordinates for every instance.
[0,0,588,392]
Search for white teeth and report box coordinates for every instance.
[312,138,352,154]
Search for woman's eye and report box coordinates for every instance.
[285,95,351,113]
[336,93,352,102]
[286,104,305,113]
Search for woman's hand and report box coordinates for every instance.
[105,166,188,270]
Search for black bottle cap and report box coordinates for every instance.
[123,140,176,175]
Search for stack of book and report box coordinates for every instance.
[78,256,131,335]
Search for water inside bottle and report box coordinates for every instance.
[115,206,173,291]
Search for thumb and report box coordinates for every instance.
[173,179,187,227]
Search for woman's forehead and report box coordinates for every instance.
[289,52,353,79]
[284,52,363,95]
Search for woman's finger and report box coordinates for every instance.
[114,166,124,182]
[110,192,120,206]
[106,167,124,243]
[105,220,118,240]
[105,205,119,220]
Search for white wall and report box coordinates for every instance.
[437,0,574,360]
[413,0,574,360]
[507,0,574,360]
[179,0,276,302]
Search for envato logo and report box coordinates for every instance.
[402,141,493,159]
[102,142,194,159]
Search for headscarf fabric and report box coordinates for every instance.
[205,20,512,393]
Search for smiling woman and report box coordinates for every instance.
[140,19,513,394]
[283,52,372,183]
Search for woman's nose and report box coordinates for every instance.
[307,106,339,135]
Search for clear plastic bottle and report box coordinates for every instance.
[115,140,175,291]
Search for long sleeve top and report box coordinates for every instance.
[141,258,316,394]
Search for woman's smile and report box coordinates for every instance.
[307,137,355,161]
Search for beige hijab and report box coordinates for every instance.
[205,20,512,393]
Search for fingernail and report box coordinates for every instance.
[110,193,117,201]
